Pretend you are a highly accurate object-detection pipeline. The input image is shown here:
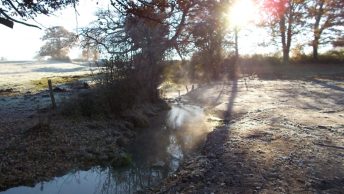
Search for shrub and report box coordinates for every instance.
[60,57,163,118]
[290,49,344,64]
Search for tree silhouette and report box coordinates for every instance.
[80,0,197,100]
[262,0,307,64]
[188,0,229,81]
[0,0,78,28]
[307,0,344,60]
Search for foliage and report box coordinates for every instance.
[291,49,344,64]
[81,47,99,61]
[241,54,283,66]
[79,0,198,101]
[187,0,229,80]
[61,58,156,118]
[38,26,77,60]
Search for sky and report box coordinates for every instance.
[0,0,276,61]
[0,0,330,61]
[0,0,108,60]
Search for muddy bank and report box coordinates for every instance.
[0,97,169,191]
[0,117,131,191]
[0,100,211,194]
[1,65,182,192]
[152,77,344,193]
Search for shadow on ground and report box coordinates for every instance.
[152,69,344,193]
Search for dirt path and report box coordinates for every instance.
[152,77,344,193]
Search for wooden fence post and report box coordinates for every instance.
[48,79,56,109]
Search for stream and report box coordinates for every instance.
[1,104,208,194]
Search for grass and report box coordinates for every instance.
[30,75,90,91]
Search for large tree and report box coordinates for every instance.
[80,0,198,100]
[262,0,307,64]
[39,26,76,60]
[0,0,78,28]
[307,0,344,60]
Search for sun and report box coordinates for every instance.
[227,0,260,29]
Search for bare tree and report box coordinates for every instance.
[80,0,198,100]
[262,0,307,64]
[307,0,344,60]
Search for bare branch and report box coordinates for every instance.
[0,17,13,28]
[0,9,41,29]
[5,0,24,17]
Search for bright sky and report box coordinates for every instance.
[0,0,311,61]
[226,0,277,55]
[0,0,109,60]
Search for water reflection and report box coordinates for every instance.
[167,104,209,152]
[1,104,208,194]
[2,166,166,194]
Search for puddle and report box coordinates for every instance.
[0,104,208,194]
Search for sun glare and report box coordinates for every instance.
[227,0,260,29]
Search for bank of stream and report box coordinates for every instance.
[0,103,209,194]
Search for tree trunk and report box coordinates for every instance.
[280,17,289,64]
[312,1,324,61]
[313,25,321,61]
[283,49,289,64]
[313,38,319,61]
[234,28,239,59]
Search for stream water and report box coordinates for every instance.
[1,104,208,194]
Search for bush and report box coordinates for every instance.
[290,50,344,64]
[101,77,139,114]
[60,90,107,118]
[60,57,163,118]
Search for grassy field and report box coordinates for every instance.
[0,60,95,93]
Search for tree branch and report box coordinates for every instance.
[0,17,13,28]
[5,0,24,17]
[0,9,41,29]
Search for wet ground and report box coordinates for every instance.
[0,102,208,194]
[1,62,344,193]
[153,76,344,193]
